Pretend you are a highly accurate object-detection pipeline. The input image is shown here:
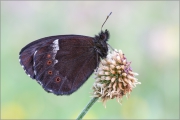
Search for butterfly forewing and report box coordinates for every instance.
[19,35,99,95]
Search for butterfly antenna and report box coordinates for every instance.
[101,12,112,31]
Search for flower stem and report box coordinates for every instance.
[76,97,99,120]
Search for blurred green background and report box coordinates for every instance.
[1,1,179,119]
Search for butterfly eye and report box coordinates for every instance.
[100,35,105,40]
[47,60,52,65]
[55,77,61,83]
[48,70,53,75]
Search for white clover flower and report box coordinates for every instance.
[92,49,141,107]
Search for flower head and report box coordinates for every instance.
[92,49,141,107]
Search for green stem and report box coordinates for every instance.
[76,97,99,120]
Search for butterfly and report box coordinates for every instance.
[19,12,112,95]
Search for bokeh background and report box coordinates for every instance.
[1,1,179,119]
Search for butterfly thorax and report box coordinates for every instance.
[93,29,109,58]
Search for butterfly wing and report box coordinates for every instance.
[19,35,99,95]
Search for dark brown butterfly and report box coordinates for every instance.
[19,12,112,95]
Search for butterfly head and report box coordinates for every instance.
[95,29,109,42]
[100,29,109,41]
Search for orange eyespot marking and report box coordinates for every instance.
[48,70,53,75]
[47,60,52,65]
[47,54,51,58]
[55,77,61,83]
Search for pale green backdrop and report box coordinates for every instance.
[1,1,179,119]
